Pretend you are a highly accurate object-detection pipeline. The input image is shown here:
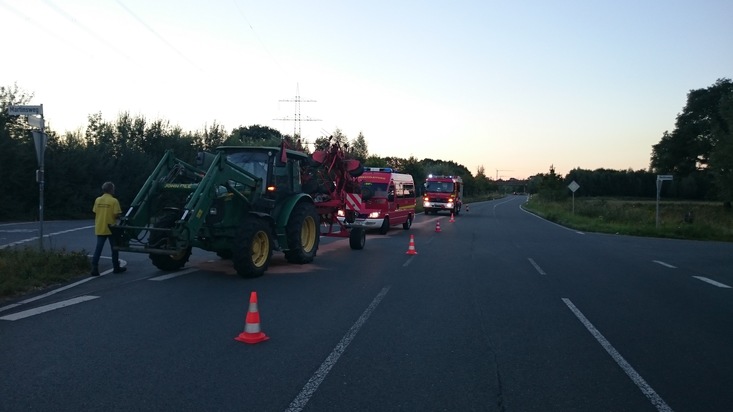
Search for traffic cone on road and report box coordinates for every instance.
[405,234,418,255]
[435,220,441,232]
[450,212,455,223]
[235,291,269,344]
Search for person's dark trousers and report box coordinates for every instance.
[91,235,121,275]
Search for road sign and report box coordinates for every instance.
[32,131,47,167]
[28,115,45,129]
[568,180,580,192]
[657,174,673,181]
[8,105,43,116]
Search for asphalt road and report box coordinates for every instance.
[1,195,732,411]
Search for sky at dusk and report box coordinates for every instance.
[2,0,732,179]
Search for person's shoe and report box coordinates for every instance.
[90,270,100,277]
[113,267,127,274]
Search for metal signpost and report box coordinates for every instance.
[656,174,673,229]
[568,180,580,214]
[8,105,46,250]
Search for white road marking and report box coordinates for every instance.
[692,276,731,288]
[562,298,674,412]
[0,295,99,321]
[0,225,94,249]
[519,205,585,234]
[149,268,198,281]
[403,255,416,267]
[285,286,391,412]
[653,260,677,269]
[528,258,546,275]
[0,261,124,313]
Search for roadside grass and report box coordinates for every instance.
[523,197,733,242]
[0,247,90,299]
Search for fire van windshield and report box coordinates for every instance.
[362,182,388,197]
[425,182,452,192]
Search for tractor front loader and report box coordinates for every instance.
[110,145,321,278]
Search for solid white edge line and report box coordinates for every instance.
[0,295,99,321]
[652,260,677,269]
[562,298,674,412]
[692,276,732,288]
[0,260,126,313]
[519,205,585,234]
[528,258,546,275]
[0,225,94,249]
[285,286,391,412]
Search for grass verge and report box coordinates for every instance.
[523,197,733,242]
[0,247,90,299]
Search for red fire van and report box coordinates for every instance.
[338,167,416,234]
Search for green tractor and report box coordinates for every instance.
[110,142,365,278]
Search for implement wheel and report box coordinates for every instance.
[349,228,366,250]
[149,214,191,271]
[233,216,272,278]
[284,202,320,263]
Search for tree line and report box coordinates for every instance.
[0,84,495,221]
[531,78,732,206]
[3,77,731,222]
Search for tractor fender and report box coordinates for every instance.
[274,193,314,231]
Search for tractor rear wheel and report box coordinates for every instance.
[284,202,320,264]
[149,214,191,271]
[233,216,272,278]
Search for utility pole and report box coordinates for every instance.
[495,169,513,180]
[274,84,320,141]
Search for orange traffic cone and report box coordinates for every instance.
[405,234,418,255]
[435,220,441,232]
[235,291,269,344]
[449,212,455,223]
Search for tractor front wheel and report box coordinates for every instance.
[149,214,191,271]
[233,217,272,278]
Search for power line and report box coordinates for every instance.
[115,0,204,73]
[41,0,135,63]
[230,0,285,76]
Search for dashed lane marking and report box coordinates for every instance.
[528,258,546,275]
[562,298,674,412]
[149,268,198,281]
[286,286,391,412]
[652,260,677,269]
[692,276,731,288]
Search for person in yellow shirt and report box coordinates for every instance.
[91,181,126,276]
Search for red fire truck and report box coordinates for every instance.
[338,167,416,234]
[423,175,463,215]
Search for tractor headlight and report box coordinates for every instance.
[337,210,345,217]
[368,211,380,218]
